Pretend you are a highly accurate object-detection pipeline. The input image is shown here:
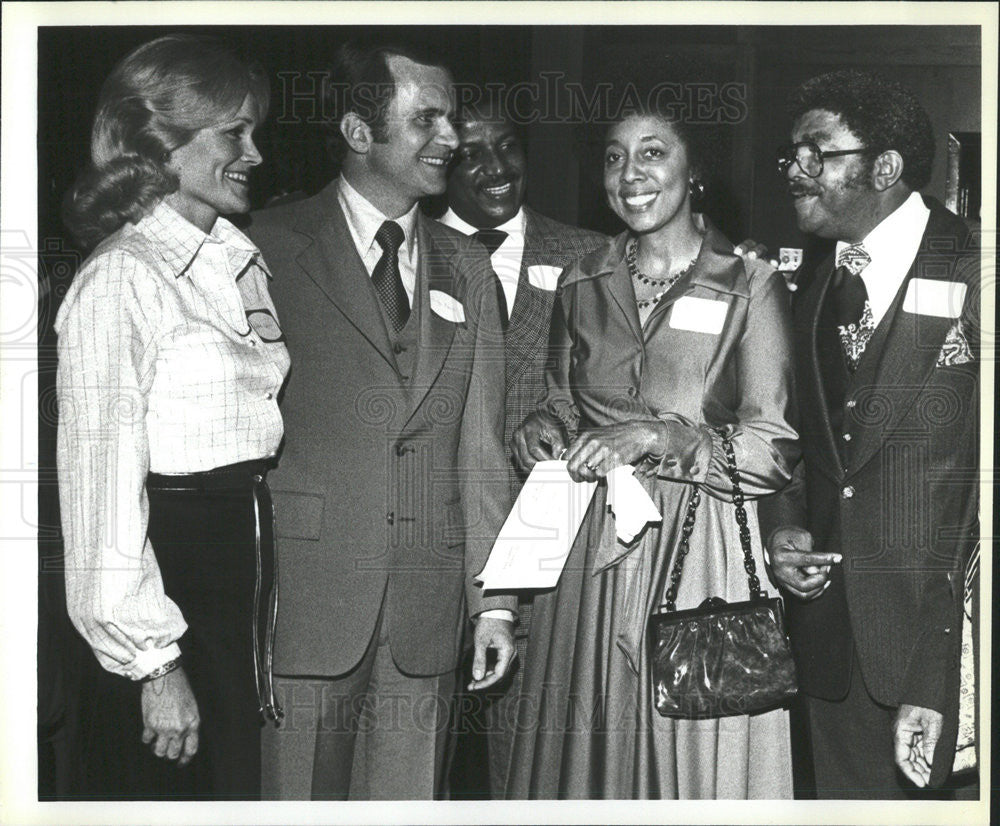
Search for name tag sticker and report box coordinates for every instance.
[527,264,562,292]
[902,278,966,319]
[668,296,728,334]
[429,290,465,323]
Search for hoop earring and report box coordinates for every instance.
[688,178,705,200]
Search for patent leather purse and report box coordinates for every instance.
[647,432,797,719]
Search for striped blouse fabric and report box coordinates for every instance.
[54,201,290,679]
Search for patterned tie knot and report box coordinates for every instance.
[375,220,405,255]
[836,243,871,277]
[473,228,509,257]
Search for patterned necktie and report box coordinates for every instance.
[473,228,510,329]
[372,220,408,332]
[832,243,872,371]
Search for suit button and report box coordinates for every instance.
[627,386,637,397]
[843,433,852,442]
[395,444,405,456]
[842,486,855,499]
[386,512,395,525]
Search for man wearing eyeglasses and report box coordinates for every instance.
[759,70,979,799]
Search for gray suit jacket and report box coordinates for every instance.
[248,181,515,678]
[501,206,607,489]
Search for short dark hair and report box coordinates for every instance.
[452,89,529,148]
[788,69,934,191]
[322,41,448,163]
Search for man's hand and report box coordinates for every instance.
[141,665,200,766]
[467,616,516,691]
[734,238,778,269]
[768,526,841,600]
[893,704,944,787]
[512,412,567,472]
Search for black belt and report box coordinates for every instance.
[147,460,283,724]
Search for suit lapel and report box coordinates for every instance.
[404,215,457,426]
[846,249,956,475]
[505,210,558,389]
[293,188,397,370]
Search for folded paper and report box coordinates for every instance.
[428,289,466,323]
[669,295,729,334]
[476,461,662,591]
[902,278,966,318]
[527,264,563,292]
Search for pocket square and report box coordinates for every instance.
[937,319,973,366]
[527,264,563,292]
[428,289,466,323]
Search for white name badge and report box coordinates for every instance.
[668,296,728,334]
[527,264,563,292]
[902,278,967,319]
[428,289,466,323]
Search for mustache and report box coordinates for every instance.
[788,183,820,197]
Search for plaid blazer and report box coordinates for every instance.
[489,207,606,637]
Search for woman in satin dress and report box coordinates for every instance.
[509,100,799,799]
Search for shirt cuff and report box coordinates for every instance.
[477,609,516,624]
[129,642,182,681]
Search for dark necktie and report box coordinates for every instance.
[831,243,872,371]
[473,228,510,329]
[372,220,408,332]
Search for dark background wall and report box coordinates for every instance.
[36,23,982,798]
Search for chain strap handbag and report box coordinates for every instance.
[647,431,798,719]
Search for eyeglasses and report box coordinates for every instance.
[776,141,868,178]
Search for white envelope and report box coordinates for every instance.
[902,278,967,319]
[527,264,563,292]
[428,289,466,323]
[668,295,729,334]
[476,460,597,591]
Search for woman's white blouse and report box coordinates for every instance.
[54,202,290,679]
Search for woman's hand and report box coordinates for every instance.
[141,665,200,767]
[564,420,666,482]
[512,412,568,472]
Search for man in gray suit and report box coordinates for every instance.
[249,43,516,800]
[438,98,606,797]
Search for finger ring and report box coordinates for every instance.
[584,461,597,471]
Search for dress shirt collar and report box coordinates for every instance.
[835,191,930,325]
[337,175,419,262]
[439,206,526,245]
[137,201,265,279]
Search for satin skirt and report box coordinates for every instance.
[506,481,793,799]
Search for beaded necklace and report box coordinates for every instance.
[627,238,697,309]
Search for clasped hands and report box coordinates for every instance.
[512,412,666,482]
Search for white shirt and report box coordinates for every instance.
[439,207,527,315]
[836,191,930,328]
[337,176,419,306]
[54,201,290,678]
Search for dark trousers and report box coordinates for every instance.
[74,482,267,800]
[806,651,962,800]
